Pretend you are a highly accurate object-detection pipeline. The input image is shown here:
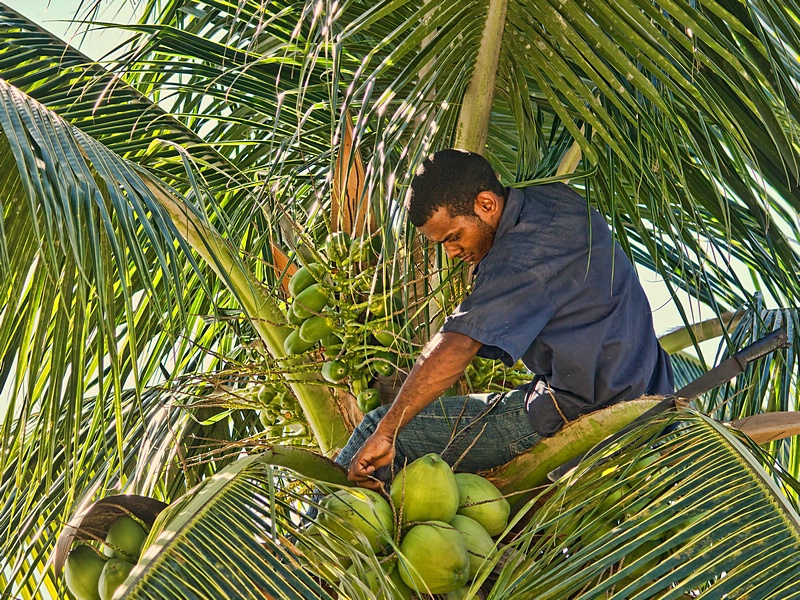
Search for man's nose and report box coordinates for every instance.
[443,243,459,260]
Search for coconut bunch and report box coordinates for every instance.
[64,515,148,600]
[311,453,510,598]
[284,233,411,414]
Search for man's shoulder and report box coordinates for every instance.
[520,182,585,207]
[504,183,591,239]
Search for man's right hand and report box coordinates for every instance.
[346,332,481,490]
[347,430,396,490]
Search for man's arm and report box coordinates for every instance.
[347,331,482,489]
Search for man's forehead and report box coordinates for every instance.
[427,205,457,224]
[418,207,456,240]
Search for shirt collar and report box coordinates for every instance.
[495,187,524,242]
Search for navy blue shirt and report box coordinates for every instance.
[441,184,674,436]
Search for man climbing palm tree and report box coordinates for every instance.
[339,149,674,489]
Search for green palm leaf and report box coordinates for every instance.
[119,453,339,600]
[490,410,800,598]
[0,4,249,195]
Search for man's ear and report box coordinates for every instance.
[474,191,500,218]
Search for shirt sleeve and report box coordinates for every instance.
[441,253,555,367]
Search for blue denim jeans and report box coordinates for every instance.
[334,387,541,481]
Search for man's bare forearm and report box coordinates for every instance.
[375,331,481,439]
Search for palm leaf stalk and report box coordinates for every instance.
[658,313,743,356]
[453,0,510,152]
[139,174,350,453]
[486,398,664,510]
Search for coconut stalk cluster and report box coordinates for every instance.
[308,453,511,597]
[64,515,148,600]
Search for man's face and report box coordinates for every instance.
[417,194,500,265]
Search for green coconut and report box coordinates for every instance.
[345,560,415,600]
[64,544,106,600]
[318,488,394,554]
[390,453,459,524]
[297,524,352,583]
[446,586,473,600]
[454,473,510,536]
[103,515,147,563]
[449,514,497,579]
[98,558,134,600]
[398,521,470,594]
[386,565,416,600]
[624,539,664,578]
[582,521,615,547]
[597,483,630,514]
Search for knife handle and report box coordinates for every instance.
[733,329,789,368]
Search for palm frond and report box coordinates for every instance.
[693,300,800,475]
[0,75,231,596]
[118,453,343,600]
[0,4,250,195]
[0,77,337,596]
[491,409,800,598]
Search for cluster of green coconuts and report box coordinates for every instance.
[64,515,148,600]
[283,232,409,414]
[249,383,304,434]
[309,453,511,597]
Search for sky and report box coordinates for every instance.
[0,0,713,341]
[3,0,139,60]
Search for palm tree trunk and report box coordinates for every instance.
[453,0,510,152]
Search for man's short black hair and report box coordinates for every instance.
[407,149,504,227]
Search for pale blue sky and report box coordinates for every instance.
[4,0,139,59]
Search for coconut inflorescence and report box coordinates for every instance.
[309,452,510,597]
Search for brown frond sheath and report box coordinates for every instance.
[332,112,371,237]
[270,242,297,294]
[730,412,800,444]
